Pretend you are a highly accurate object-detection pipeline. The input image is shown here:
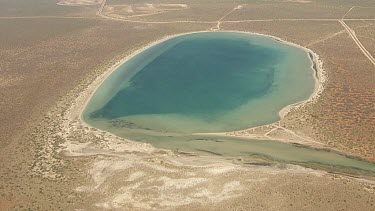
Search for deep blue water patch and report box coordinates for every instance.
[91,37,281,120]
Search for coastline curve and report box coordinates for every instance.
[78,30,326,142]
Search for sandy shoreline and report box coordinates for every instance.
[54,27,375,211]
[74,30,326,149]
[192,30,326,148]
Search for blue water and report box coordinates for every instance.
[84,32,315,133]
[92,37,278,119]
[82,32,375,173]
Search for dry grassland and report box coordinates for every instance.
[0,0,374,210]
[105,0,238,21]
[345,6,375,19]
[225,3,350,20]
[222,20,375,161]
[0,0,98,17]
[347,20,375,56]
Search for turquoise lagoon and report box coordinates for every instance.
[83,32,375,173]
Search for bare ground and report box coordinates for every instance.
[0,0,374,210]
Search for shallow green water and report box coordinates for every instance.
[127,134,375,173]
[83,32,375,173]
[84,32,315,133]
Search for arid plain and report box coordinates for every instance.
[0,0,374,210]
